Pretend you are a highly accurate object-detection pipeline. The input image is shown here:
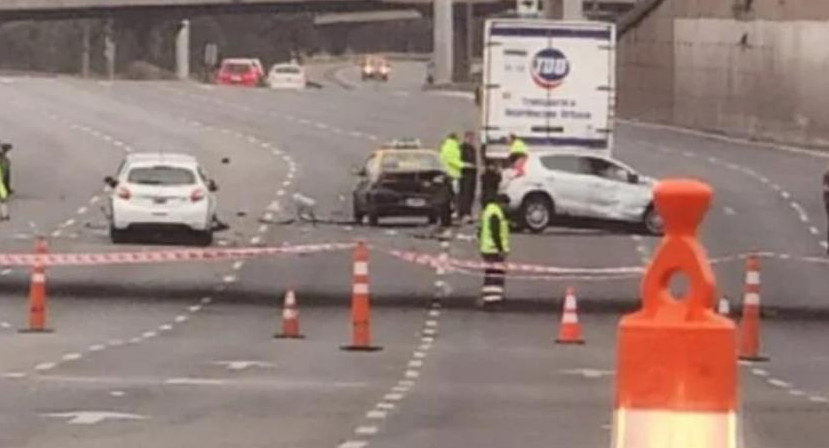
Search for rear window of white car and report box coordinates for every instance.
[127,166,196,186]
[274,66,301,74]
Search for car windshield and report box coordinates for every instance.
[127,166,196,186]
[223,63,252,74]
[380,152,442,171]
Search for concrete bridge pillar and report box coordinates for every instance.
[176,19,191,80]
[433,0,453,85]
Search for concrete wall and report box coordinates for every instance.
[618,0,829,147]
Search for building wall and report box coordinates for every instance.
[618,0,829,146]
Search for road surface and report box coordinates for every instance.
[0,64,825,447]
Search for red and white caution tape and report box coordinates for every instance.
[0,243,354,267]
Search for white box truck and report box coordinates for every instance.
[480,19,616,157]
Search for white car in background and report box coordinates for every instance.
[105,153,219,246]
[501,152,663,234]
[266,63,306,89]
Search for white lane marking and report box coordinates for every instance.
[408,360,424,368]
[821,241,829,249]
[77,206,88,215]
[424,320,438,328]
[707,156,718,163]
[1,269,11,276]
[164,378,224,385]
[789,390,806,396]
[250,236,263,245]
[422,328,437,335]
[682,151,695,158]
[404,370,420,379]
[188,305,202,312]
[4,372,27,379]
[0,321,11,329]
[376,402,395,410]
[281,180,291,187]
[51,230,62,238]
[418,344,432,351]
[338,442,367,448]
[128,337,142,344]
[258,224,269,233]
[232,261,245,271]
[158,324,173,332]
[366,410,387,419]
[809,396,829,403]
[751,368,768,377]
[276,189,285,196]
[781,191,791,199]
[108,339,124,347]
[175,315,189,323]
[110,391,126,397]
[722,206,736,216]
[88,344,105,352]
[392,385,410,393]
[355,426,378,436]
[428,310,440,317]
[398,380,416,387]
[383,393,405,401]
[62,353,82,362]
[767,378,791,388]
[810,226,820,235]
[89,196,101,205]
[351,131,364,138]
[412,351,426,359]
[42,411,146,425]
[223,275,237,283]
[35,363,57,371]
[201,297,212,304]
[141,331,157,339]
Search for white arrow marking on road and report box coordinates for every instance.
[43,411,146,425]
[560,368,614,379]
[211,361,276,371]
[165,378,224,386]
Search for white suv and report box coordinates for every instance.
[105,153,219,245]
[501,152,662,234]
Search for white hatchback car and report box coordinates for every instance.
[501,152,663,234]
[105,153,219,245]
[266,63,306,89]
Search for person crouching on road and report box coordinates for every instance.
[439,132,464,222]
[458,131,478,224]
[479,193,510,310]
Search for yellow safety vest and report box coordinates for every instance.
[0,165,7,199]
[510,138,528,157]
[480,203,509,254]
[439,138,463,179]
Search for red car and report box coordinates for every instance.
[215,58,264,87]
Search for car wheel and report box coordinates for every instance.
[196,230,214,247]
[368,211,380,227]
[642,206,664,235]
[110,226,128,244]
[520,194,554,234]
[353,204,365,225]
[427,212,438,225]
[439,205,452,227]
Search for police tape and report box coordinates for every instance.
[385,248,829,279]
[0,243,354,267]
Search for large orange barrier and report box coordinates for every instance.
[612,180,738,448]
[738,255,767,361]
[21,237,52,333]
[341,241,382,352]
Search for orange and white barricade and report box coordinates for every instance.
[612,179,738,448]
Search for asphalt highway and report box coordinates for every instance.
[0,63,825,447]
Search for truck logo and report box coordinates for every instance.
[530,48,570,89]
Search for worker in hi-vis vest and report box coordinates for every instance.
[479,193,510,310]
[507,134,528,177]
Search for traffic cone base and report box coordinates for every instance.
[274,333,305,340]
[555,337,584,345]
[739,354,769,362]
[340,344,383,352]
[18,328,54,334]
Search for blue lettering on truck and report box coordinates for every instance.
[530,48,570,89]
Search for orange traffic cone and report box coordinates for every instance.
[612,179,738,448]
[20,237,52,333]
[739,255,768,361]
[341,240,382,352]
[555,287,584,344]
[274,289,304,339]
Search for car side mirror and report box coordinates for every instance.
[208,180,219,192]
[104,176,117,188]
[628,172,640,184]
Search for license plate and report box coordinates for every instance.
[406,198,427,207]
[153,198,167,205]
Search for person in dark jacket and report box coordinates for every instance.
[823,171,829,253]
[480,154,502,209]
[458,132,478,223]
